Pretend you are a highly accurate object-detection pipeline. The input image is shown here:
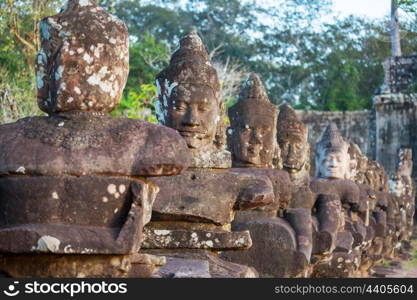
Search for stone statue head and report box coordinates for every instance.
[389,148,413,197]
[396,148,413,177]
[228,74,280,168]
[155,30,230,167]
[36,0,129,114]
[276,104,309,174]
[315,123,350,179]
[347,142,368,183]
[389,174,405,197]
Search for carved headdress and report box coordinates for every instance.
[316,123,349,154]
[277,104,308,143]
[36,0,129,114]
[156,29,220,105]
[229,73,278,127]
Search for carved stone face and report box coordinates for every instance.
[397,148,413,177]
[167,85,219,150]
[228,73,278,168]
[389,176,404,197]
[279,138,309,172]
[317,149,350,179]
[232,119,275,167]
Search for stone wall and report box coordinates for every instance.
[373,93,417,176]
[375,56,417,177]
[382,56,417,94]
[296,110,373,156]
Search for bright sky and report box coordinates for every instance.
[332,0,391,19]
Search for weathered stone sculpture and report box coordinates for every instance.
[0,0,191,277]
[347,141,416,277]
[142,33,274,278]
[36,0,129,114]
[277,104,310,189]
[228,73,281,169]
[346,142,383,276]
[389,148,415,247]
[277,106,342,272]
[310,123,362,277]
[220,74,310,277]
[155,29,231,169]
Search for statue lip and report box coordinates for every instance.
[325,166,339,170]
[178,129,205,135]
[178,130,206,139]
[246,145,260,155]
[283,163,301,170]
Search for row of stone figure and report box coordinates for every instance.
[0,0,414,278]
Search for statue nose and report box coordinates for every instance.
[182,108,200,127]
[250,130,261,144]
[328,157,337,166]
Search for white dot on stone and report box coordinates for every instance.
[107,184,117,195]
[83,53,93,64]
[36,235,60,252]
[52,192,59,199]
[16,166,26,174]
[77,48,84,54]
[109,37,117,44]
[114,192,120,199]
[119,184,126,194]
[58,122,64,127]
[74,87,81,94]
[102,197,108,203]
[67,97,74,103]
[114,208,119,214]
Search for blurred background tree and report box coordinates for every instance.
[0,0,416,124]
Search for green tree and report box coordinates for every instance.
[111,33,170,122]
[400,0,417,15]
[0,0,63,123]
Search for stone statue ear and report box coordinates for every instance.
[214,99,227,150]
[272,142,282,169]
[347,157,356,180]
[304,145,311,174]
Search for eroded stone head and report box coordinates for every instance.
[316,123,350,179]
[155,30,230,168]
[347,142,368,183]
[36,0,129,114]
[228,74,280,168]
[389,148,413,197]
[277,104,309,174]
[396,148,413,177]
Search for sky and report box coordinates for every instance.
[332,0,391,19]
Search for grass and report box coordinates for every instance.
[403,240,417,271]
[381,261,392,267]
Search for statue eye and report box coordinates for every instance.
[199,105,209,112]
[174,102,187,112]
